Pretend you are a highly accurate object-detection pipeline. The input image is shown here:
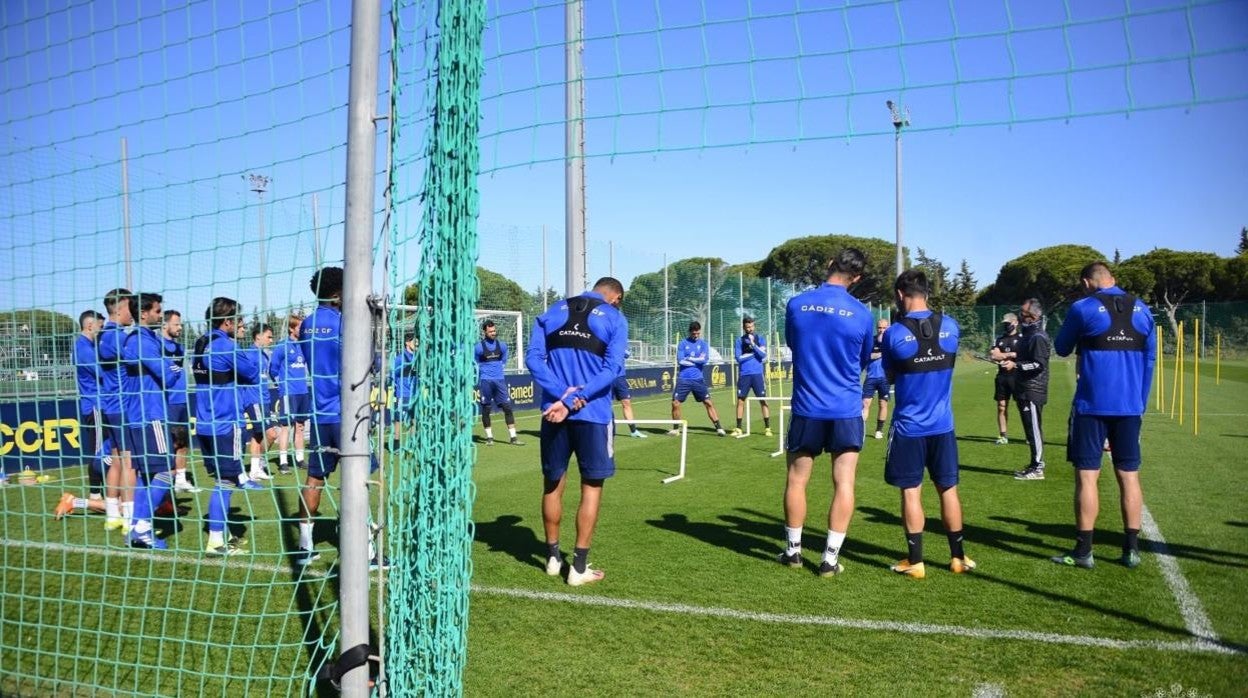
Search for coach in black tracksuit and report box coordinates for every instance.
[1007,298,1050,480]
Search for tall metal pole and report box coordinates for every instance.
[247,174,271,315]
[339,0,381,693]
[120,137,133,289]
[887,100,909,277]
[564,0,587,297]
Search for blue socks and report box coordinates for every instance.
[208,484,235,533]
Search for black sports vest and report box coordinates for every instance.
[1079,293,1146,352]
[739,334,756,358]
[893,313,956,374]
[191,333,236,385]
[544,296,608,357]
[993,332,1020,374]
[478,340,503,363]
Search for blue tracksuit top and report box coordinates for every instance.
[74,334,101,414]
[881,310,960,437]
[268,340,310,396]
[1054,286,1156,416]
[161,337,187,406]
[676,338,709,382]
[735,333,767,376]
[95,321,127,416]
[865,331,886,381]
[391,349,418,400]
[120,325,182,425]
[300,304,343,424]
[475,338,508,381]
[525,292,628,425]
[785,283,874,419]
[192,328,243,436]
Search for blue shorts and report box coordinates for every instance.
[885,429,959,489]
[1068,414,1142,471]
[101,412,126,452]
[612,375,631,401]
[166,403,190,450]
[862,377,890,401]
[737,373,766,399]
[166,403,189,427]
[479,379,512,408]
[391,396,416,423]
[241,403,274,442]
[278,393,311,425]
[197,428,244,483]
[80,408,111,473]
[673,379,709,403]
[308,421,378,480]
[126,421,173,477]
[786,415,864,456]
[540,419,615,481]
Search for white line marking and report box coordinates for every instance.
[1141,504,1220,643]
[972,684,1007,698]
[0,538,331,579]
[471,585,1243,656]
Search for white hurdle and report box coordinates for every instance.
[614,419,689,484]
[740,395,790,438]
[769,404,792,458]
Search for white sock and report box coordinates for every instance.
[295,449,305,462]
[299,522,314,551]
[823,530,847,565]
[175,470,188,485]
[238,472,252,485]
[508,426,517,439]
[89,493,103,501]
[368,539,377,560]
[785,526,802,556]
[133,519,153,535]
[121,501,134,522]
[251,456,262,473]
[279,451,288,465]
[207,531,224,547]
[72,498,88,510]
[105,497,120,519]
[484,427,494,439]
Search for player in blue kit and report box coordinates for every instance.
[389,332,419,448]
[162,310,198,494]
[270,313,310,474]
[526,277,629,587]
[96,288,136,531]
[611,352,646,438]
[119,293,184,549]
[881,270,976,579]
[1052,262,1156,569]
[731,317,771,437]
[670,321,726,437]
[237,324,279,482]
[192,297,261,556]
[861,318,891,440]
[476,320,521,445]
[780,249,874,576]
[52,310,110,519]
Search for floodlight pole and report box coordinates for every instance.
[887,100,909,278]
[565,0,587,297]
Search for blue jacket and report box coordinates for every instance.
[735,333,767,377]
[74,334,101,415]
[268,339,309,396]
[192,328,243,436]
[233,345,265,413]
[676,338,709,382]
[161,337,187,406]
[95,321,127,416]
[120,325,182,425]
[1054,286,1156,416]
[475,338,508,381]
[865,331,886,381]
[391,349,418,400]
[300,304,342,424]
[882,311,960,437]
[526,292,628,425]
[785,283,874,419]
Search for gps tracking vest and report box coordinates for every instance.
[1080,293,1146,352]
[545,296,608,357]
[478,339,503,363]
[191,332,236,385]
[894,313,955,374]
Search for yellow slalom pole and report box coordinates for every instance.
[1216,332,1221,385]
[1193,318,1200,436]
[1169,322,1180,420]
[1177,322,1185,426]
[1155,325,1164,412]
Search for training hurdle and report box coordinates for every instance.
[769,404,792,458]
[738,395,791,438]
[615,419,689,484]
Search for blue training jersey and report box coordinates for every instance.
[475,338,508,381]
[269,339,310,396]
[234,345,264,411]
[391,349,418,400]
[785,283,874,419]
[74,334,101,414]
[192,328,243,436]
[300,304,343,424]
[120,326,182,425]
[161,337,187,406]
[882,310,960,437]
[735,333,767,376]
[1054,286,1156,416]
[676,338,709,382]
[525,291,628,425]
[95,320,127,416]
[865,331,886,381]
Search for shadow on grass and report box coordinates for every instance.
[992,515,1248,568]
[956,463,1020,478]
[956,435,1066,449]
[474,514,545,571]
[272,485,339,698]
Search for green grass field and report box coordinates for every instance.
[2,356,1246,696]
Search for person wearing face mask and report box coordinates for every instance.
[1000,299,1050,480]
[988,313,1021,445]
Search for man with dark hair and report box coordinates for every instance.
[526,276,629,586]
[120,292,183,549]
[270,313,309,473]
[239,324,279,481]
[161,309,198,493]
[881,269,975,578]
[192,297,260,556]
[732,317,771,438]
[1002,298,1050,480]
[1052,261,1156,569]
[97,288,135,531]
[988,313,1021,445]
[476,319,521,445]
[780,248,874,576]
[52,310,110,519]
[670,320,726,437]
[860,318,891,440]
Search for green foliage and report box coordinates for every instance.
[0,308,76,338]
[946,259,978,307]
[1118,248,1222,337]
[621,257,730,330]
[758,234,906,304]
[723,260,763,278]
[1214,256,1248,301]
[977,244,1107,308]
[914,248,951,307]
[1237,227,1248,256]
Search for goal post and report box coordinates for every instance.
[387,305,524,373]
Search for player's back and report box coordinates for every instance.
[1061,289,1155,416]
[96,321,126,416]
[192,330,241,435]
[785,283,873,419]
[529,293,627,424]
[300,305,343,423]
[883,311,960,437]
[74,334,100,414]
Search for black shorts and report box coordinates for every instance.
[994,372,1016,402]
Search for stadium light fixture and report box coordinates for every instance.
[886,100,910,278]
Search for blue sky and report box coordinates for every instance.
[1,0,1246,325]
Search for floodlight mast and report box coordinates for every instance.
[887,100,910,279]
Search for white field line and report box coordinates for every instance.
[471,585,1243,656]
[1141,505,1220,644]
[0,538,331,580]
[971,684,1007,698]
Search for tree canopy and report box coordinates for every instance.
[1117,248,1221,336]
[977,244,1107,308]
[758,234,906,305]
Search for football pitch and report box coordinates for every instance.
[2,356,1246,696]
